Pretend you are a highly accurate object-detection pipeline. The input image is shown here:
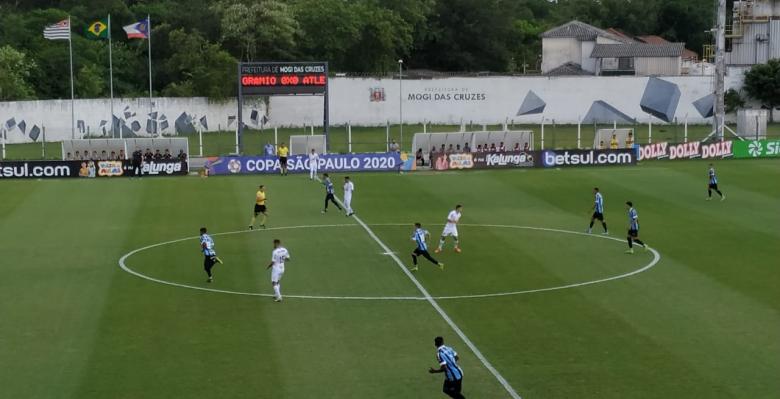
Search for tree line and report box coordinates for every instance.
[0,0,716,101]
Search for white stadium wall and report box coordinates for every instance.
[0,75,744,144]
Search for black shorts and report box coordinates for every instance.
[279,156,288,165]
[204,255,216,269]
[628,229,639,238]
[254,204,267,214]
[592,212,604,221]
[709,183,719,190]
[413,248,429,256]
[443,379,463,396]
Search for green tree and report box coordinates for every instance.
[724,88,745,114]
[212,0,298,61]
[743,59,780,122]
[163,28,237,99]
[0,45,37,100]
[75,63,105,98]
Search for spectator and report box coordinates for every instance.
[610,134,619,150]
[489,143,497,152]
[110,151,117,160]
[626,132,635,148]
[599,140,605,150]
[513,143,520,151]
[74,151,81,160]
[523,142,529,151]
[499,142,506,152]
[446,144,454,154]
[119,149,126,160]
[264,142,275,156]
[455,144,461,153]
[463,142,471,153]
[429,147,436,165]
[153,149,163,161]
[389,140,400,153]
[476,144,483,153]
[132,149,143,176]
[439,144,445,154]
[66,152,73,160]
[144,148,153,161]
[416,148,424,166]
[178,149,187,161]
[100,150,108,160]
[163,149,172,160]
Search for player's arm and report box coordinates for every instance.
[429,355,447,374]
[201,242,207,250]
[267,261,274,269]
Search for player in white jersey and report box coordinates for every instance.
[266,239,290,302]
[343,176,355,216]
[308,149,320,180]
[436,205,462,253]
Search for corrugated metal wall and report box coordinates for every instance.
[770,20,780,59]
[726,22,770,65]
[635,57,681,75]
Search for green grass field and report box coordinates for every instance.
[1,159,778,398]
[4,123,780,160]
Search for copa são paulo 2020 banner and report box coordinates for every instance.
[205,153,407,175]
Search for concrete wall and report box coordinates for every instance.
[580,41,597,72]
[0,75,746,144]
[635,57,682,76]
[541,37,582,73]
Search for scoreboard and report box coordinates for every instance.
[239,62,328,95]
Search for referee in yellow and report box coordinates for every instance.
[277,142,289,176]
[249,185,267,230]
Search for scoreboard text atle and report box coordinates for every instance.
[239,62,328,95]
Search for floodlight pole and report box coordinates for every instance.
[398,59,404,151]
[577,116,582,149]
[714,0,727,141]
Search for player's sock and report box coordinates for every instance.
[260,215,267,226]
[627,238,633,248]
[411,255,418,265]
[634,239,645,247]
[249,216,256,228]
[602,222,608,233]
[708,189,712,198]
[438,239,445,250]
[589,220,594,229]
[717,190,723,197]
[273,284,281,299]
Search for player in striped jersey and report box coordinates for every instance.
[411,223,444,271]
[625,202,649,254]
[587,187,608,234]
[429,336,466,398]
[707,163,725,201]
[321,173,342,213]
[199,227,223,283]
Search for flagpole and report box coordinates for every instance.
[68,15,75,139]
[147,15,153,126]
[108,14,115,138]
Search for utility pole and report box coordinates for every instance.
[714,0,727,141]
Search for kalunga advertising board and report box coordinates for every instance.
[431,151,535,171]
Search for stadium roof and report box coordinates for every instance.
[541,20,631,43]
[591,43,686,58]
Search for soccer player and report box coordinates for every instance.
[436,205,462,253]
[343,176,355,216]
[625,201,649,254]
[200,227,223,283]
[587,188,608,234]
[707,163,725,201]
[411,223,444,271]
[308,148,320,180]
[321,173,342,213]
[266,239,290,302]
[277,142,289,176]
[428,336,465,399]
[249,185,267,230]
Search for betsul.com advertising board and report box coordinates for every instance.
[0,161,76,178]
[540,149,636,168]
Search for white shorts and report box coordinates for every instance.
[271,267,285,283]
[442,224,458,237]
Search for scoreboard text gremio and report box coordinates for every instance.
[239,62,328,95]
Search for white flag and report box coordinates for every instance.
[43,19,71,40]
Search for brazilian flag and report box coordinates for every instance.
[85,19,109,40]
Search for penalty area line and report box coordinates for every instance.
[315,176,522,399]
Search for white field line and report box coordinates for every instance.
[118,223,661,301]
[319,183,523,399]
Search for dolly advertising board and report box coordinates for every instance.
[205,153,402,175]
[638,141,733,161]
[0,160,187,179]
